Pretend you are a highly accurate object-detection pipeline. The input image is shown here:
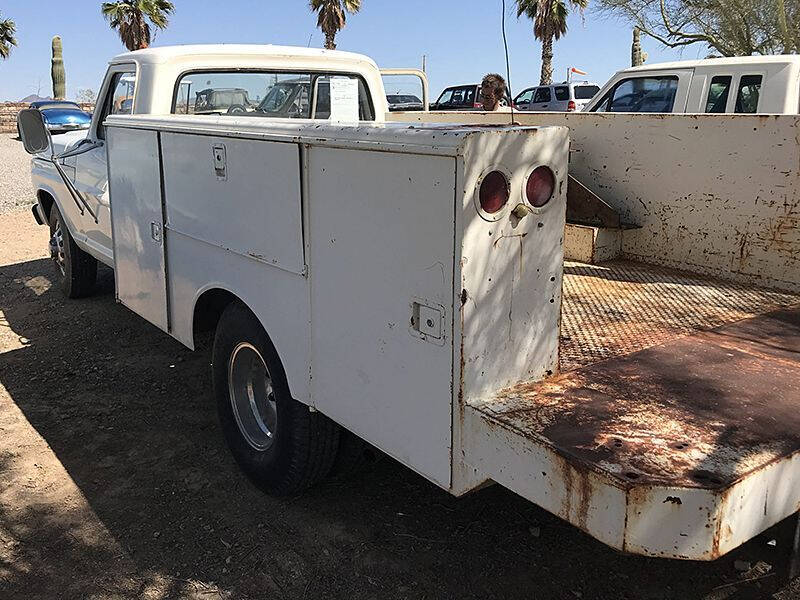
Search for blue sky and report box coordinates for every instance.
[0,0,707,102]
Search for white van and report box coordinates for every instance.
[585,55,800,114]
[514,81,600,112]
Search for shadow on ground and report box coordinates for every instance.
[0,257,798,600]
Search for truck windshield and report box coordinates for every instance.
[174,71,375,121]
[592,76,679,113]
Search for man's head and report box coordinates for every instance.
[481,73,506,111]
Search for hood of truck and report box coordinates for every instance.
[49,129,91,155]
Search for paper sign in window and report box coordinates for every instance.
[329,77,359,122]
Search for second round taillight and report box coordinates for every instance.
[479,171,509,214]
[526,166,555,207]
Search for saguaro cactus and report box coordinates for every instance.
[51,36,66,100]
[631,28,648,67]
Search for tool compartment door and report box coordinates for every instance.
[107,127,169,332]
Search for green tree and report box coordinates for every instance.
[517,0,589,85]
[597,0,799,55]
[0,12,17,59]
[309,0,362,50]
[101,0,174,51]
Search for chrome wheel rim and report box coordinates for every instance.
[51,217,66,276]
[228,342,277,451]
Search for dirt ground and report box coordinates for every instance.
[1,208,799,600]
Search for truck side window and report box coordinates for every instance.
[533,87,552,103]
[705,76,732,113]
[173,71,375,121]
[97,70,136,139]
[735,75,762,113]
[554,86,570,101]
[594,76,679,113]
[459,86,476,107]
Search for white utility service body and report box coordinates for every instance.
[104,114,568,492]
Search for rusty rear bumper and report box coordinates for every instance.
[462,305,800,560]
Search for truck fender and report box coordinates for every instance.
[34,182,80,244]
[190,285,295,400]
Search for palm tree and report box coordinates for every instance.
[516,0,588,85]
[0,12,17,59]
[101,0,174,51]
[309,0,362,50]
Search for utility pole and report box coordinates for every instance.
[422,54,426,73]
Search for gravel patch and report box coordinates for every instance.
[0,133,35,215]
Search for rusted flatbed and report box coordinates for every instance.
[462,260,800,560]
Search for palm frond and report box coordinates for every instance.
[0,13,18,59]
[102,0,173,51]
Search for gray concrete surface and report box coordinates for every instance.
[0,134,35,215]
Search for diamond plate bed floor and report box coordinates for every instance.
[560,260,800,372]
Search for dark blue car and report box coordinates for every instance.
[26,100,92,134]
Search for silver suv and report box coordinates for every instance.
[514,81,600,112]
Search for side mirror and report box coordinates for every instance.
[17,109,52,155]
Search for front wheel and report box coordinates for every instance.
[212,301,340,495]
[48,205,97,298]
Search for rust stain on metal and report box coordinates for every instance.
[560,260,800,372]
[481,303,800,490]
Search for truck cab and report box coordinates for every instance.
[585,55,800,114]
[30,44,390,294]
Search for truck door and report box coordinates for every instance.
[532,86,552,110]
[106,127,169,332]
[73,66,137,258]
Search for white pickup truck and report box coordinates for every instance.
[584,54,800,113]
[20,44,800,563]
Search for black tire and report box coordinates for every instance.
[226,104,246,114]
[212,301,340,495]
[48,205,97,298]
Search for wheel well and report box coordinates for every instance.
[37,190,55,222]
[193,288,238,346]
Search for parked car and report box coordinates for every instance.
[430,84,512,111]
[25,100,91,134]
[194,87,254,114]
[386,93,423,111]
[584,55,800,113]
[514,82,600,112]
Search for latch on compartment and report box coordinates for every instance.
[212,143,227,180]
[410,299,445,344]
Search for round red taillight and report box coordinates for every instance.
[479,171,509,214]
[526,166,555,207]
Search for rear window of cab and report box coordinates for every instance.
[172,70,375,121]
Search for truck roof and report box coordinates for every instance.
[109,44,380,69]
[618,54,800,74]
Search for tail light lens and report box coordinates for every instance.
[473,102,483,109]
[526,166,555,207]
[567,100,577,111]
[479,171,510,214]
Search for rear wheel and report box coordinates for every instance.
[48,205,97,298]
[212,301,340,495]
